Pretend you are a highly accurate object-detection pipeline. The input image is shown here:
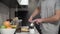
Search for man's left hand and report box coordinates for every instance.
[33,18,43,24]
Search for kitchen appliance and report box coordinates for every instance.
[15,10,28,26]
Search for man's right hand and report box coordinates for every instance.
[28,8,40,23]
[28,17,33,23]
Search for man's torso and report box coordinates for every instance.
[39,0,59,34]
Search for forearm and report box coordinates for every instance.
[42,15,60,23]
[30,8,40,18]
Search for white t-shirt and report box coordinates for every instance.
[37,0,60,34]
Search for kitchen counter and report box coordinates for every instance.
[16,27,39,34]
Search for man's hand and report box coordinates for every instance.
[33,18,43,24]
[28,17,33,22]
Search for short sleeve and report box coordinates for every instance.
[56,0,60,10]
[37,0,41,8]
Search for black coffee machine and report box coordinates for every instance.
[15,10,28,26]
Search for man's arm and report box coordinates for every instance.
[30,8,40,19]
[29,7,41,22]
[29,0,41,22]
[42,0,60,23]
[42,10,60,23]
[33,0,60,23]
[33,10,60,24]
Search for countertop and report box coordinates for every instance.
[16,27,39,34]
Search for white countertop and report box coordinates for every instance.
[16,27,39,34]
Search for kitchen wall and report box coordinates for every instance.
[0,2,9,25]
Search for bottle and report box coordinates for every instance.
[16,19,22,32]
[14,19,22,34]
[29,22,35,34]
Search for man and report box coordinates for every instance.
[29,0,60,34]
